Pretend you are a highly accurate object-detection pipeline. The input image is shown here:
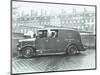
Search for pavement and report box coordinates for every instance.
[12,49,96,74]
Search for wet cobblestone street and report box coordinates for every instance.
[12,49,96,74]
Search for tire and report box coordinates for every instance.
[67,45,79,55]
[22,47,36,58]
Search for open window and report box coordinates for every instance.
[50,30,58,38]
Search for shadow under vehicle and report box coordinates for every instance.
[16,28,86,58]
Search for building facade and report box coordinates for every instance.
[12,9,95,35]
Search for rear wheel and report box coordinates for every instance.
[67,45,79,55]
[22,47,36,58]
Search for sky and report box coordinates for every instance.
[12,1,95,16]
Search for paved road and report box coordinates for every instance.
[12,49,96,74]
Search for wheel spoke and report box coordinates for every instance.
[67,45,78,55]
[22,47,35,58]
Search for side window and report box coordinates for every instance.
[38,30,47,38]
[50,30,58,38]
[43,30,47,37]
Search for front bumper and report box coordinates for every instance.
[78,44,86,51]
[17,50,23,57]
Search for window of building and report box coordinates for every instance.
[69,20,72,23]
[66,20,68,23]
[87,19,90,23]
[91,18,94,22]
[41,22,43,24]
[73,20,76,23]
[90,19,94,22]
[77,20,80,23]
[90,13,92,16]
[81,19,85,23]
[85,19,87,23]
[62,21,65,24]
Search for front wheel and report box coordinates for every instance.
[67,45,79,55]
[22,47,36,58]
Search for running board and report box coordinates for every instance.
[37,52,65,55]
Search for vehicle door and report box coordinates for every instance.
[35,30,48,54]
[46,30,63,53]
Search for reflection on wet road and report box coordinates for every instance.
[12,49,96,74]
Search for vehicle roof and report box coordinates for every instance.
[37,28,93,33]
[37,28,77,32]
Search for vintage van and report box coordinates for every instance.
[16,29,85,58]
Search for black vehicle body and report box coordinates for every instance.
[17,29,86,58]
